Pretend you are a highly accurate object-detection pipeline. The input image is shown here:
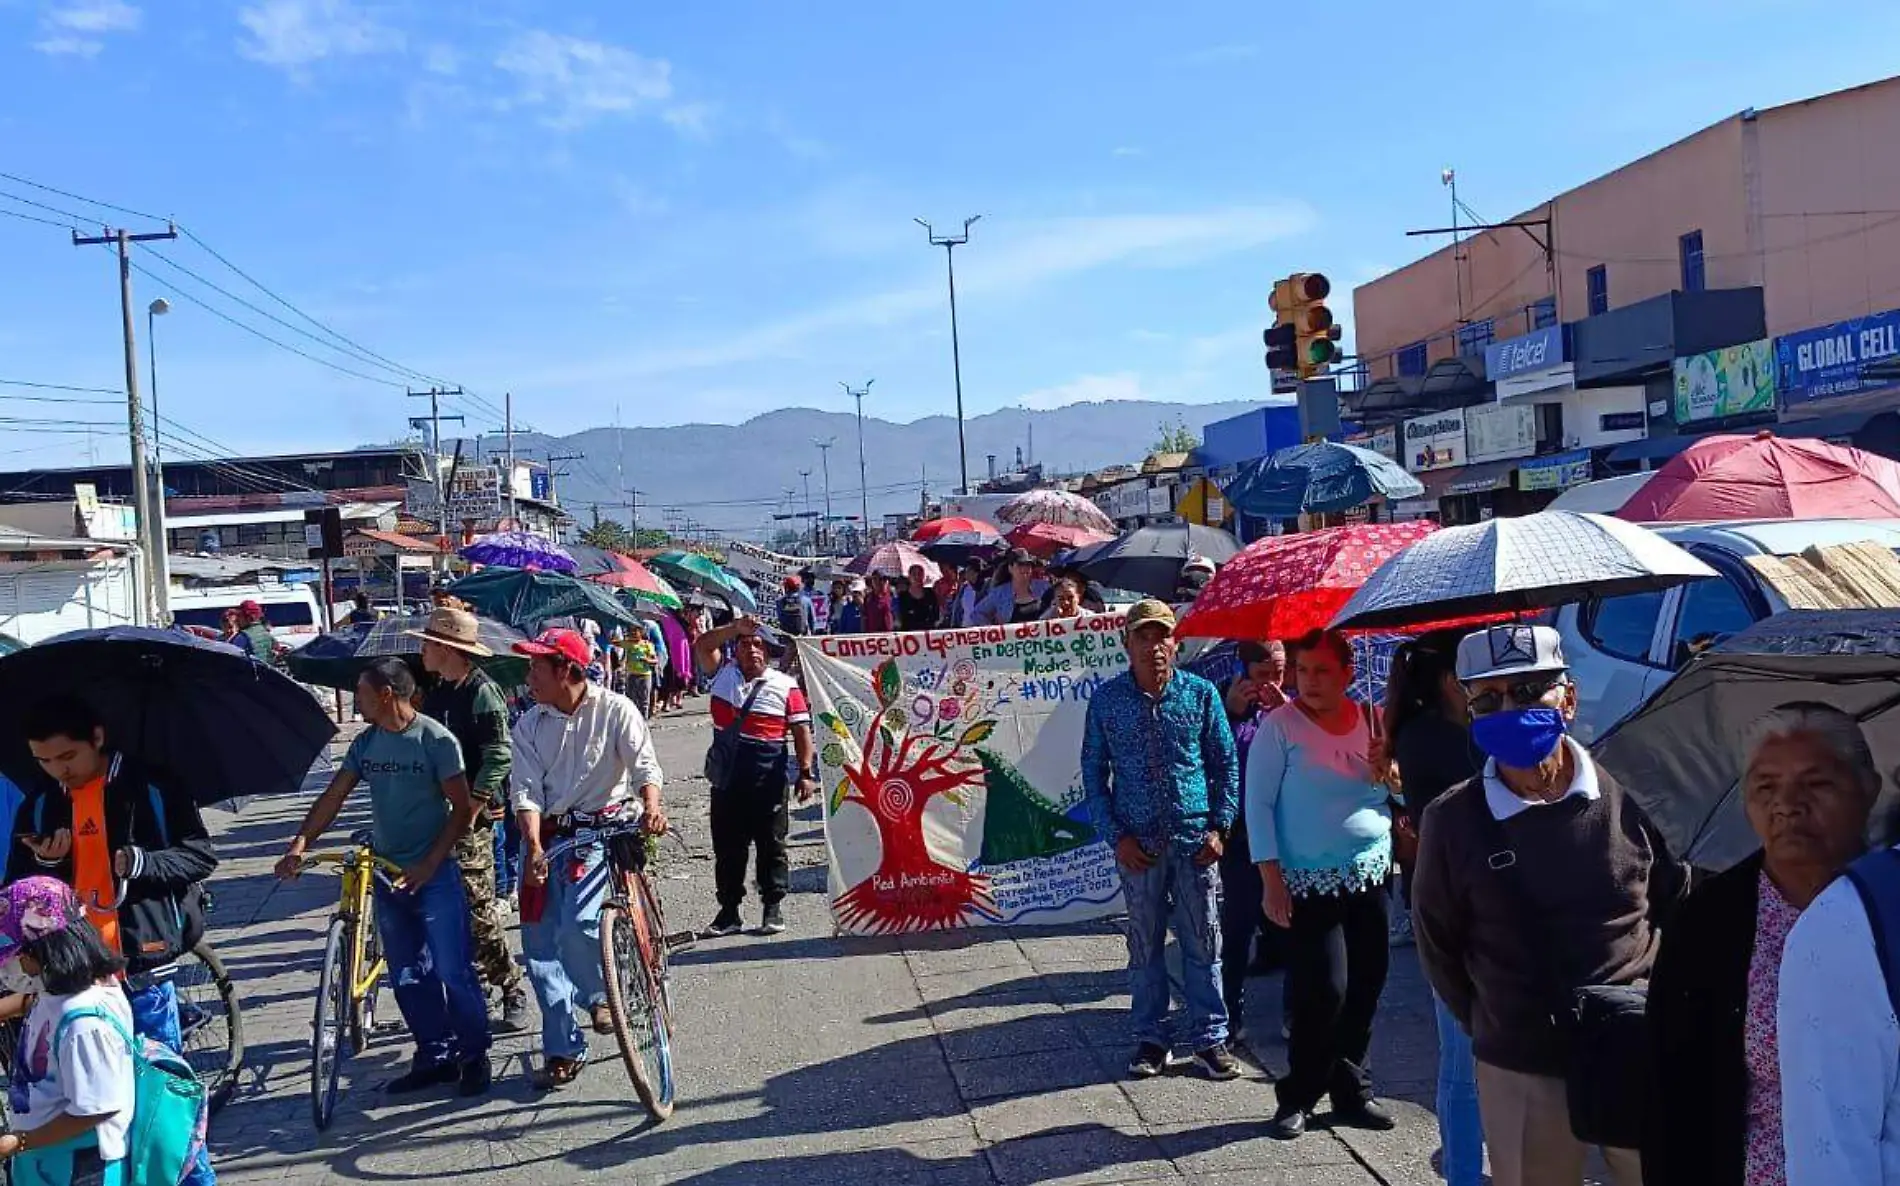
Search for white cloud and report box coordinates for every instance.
[512,201,1314,387]
[33,33,101,55]
[237,0,403,70]
[1111,146,1143,158]
[1173,44,1257,65]
[33,0,138,56]
[494,30,684,130]
[47,0,138,32]
[420,43,458,76]
[1017,373,1150,411]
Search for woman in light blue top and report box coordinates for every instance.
[1247,628,1394,1141]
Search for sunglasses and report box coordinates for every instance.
[1466,674,1564,718]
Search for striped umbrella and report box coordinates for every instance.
[995,489,1116,534]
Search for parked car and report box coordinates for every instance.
[1561,517,1900,743]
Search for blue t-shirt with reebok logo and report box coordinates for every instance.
[345,715,464,865]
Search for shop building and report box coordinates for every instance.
[1354,75,1900,482]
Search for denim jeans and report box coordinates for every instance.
[372,860,492,1069]
[492,815,521,899]
[123,979,215,1186]
[1433,990,1485,1186]
[1119,843,1227,1051]
[521,842,610,1061]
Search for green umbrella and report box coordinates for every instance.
[448,566,639,632]
[650,550,759,611]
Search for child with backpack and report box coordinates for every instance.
[0,877,204,1186]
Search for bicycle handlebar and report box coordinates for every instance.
[541,819,652,865]
[299,848,403,889]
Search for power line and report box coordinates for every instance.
[0,170,164,222]
[0,378,122,395]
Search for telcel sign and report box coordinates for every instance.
[1484,325,1572,399]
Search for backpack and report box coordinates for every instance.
[1846,846,1900,1023]
[776,593,810,636]
[50,1006,206,1186]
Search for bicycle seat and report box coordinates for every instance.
[348,828,376,848]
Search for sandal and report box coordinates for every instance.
[530,1055,586,1092]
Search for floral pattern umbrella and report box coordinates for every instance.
[1005,521,1113,559]
[587,556,683,610]
[995,489,1116,534]
[912,516,1000,542]
[459,530,577,573]
[1175,522,1440,640]
[847,542,942,581]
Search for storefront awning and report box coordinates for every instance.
[1774,410,1879,442]
[1444,457,1523,496]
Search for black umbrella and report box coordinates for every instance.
[284,615,530,691]
[0,627,337,805]
[1068,524,1241,600]
[1595,609,1900,872]
[920,531,1004,568]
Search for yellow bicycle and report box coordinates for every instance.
[298,829,400,1130]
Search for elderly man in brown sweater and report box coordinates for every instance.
[1412,625,1684,1186]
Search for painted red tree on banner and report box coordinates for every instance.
[827,658,998,933]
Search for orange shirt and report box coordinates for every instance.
[69,774,120,955]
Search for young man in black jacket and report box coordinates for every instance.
[15,694,220,1186]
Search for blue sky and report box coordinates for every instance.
[3,0,1900,469]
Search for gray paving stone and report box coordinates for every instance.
[984,1128,1181,1186]
[950,1046,1117,1101]
[937,1011,1086,1062]
[967,1082,1145,1143]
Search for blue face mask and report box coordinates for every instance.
[1470,707,1568,769]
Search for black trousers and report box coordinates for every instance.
[1277,882,1389,1114]
[1216,822,1290,1031]
[711,771,791,909]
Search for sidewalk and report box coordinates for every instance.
[201,701,1451,1186]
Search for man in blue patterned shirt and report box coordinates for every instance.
[1082,598,1241,1081]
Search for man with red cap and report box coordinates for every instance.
[232,600,281,665]
[775,575,814,638]
[509,627,666,1091]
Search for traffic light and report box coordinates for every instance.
[1263,323,1297,375]
[1269,272,1337,379]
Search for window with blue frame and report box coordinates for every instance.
[1396,341,1428,377]
[1587,265,1609,316]
[1456,318,1494,358]
[1679,230,1705,292]
[1531,297,1557,329]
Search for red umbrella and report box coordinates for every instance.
[913,516,999,542]
[1005,521,1112,558]
[1617,431,1900,522]
[584,555,681,605]
[1176,522,1442,640]
[847,542,942,581]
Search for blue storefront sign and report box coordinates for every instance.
[1517,449,1593,492]
[1485,325,1565,382]
[1776,308,1900,409]
[531,470,552,500]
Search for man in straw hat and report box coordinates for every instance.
[410,607,530,1033]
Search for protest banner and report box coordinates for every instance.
[796,614,1129,935]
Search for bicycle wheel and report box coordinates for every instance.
[598,900,675,1121]
[171,941,244,1113]
[347,920,384,1056]
[310,917,349,1131]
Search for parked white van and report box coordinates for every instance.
[168,584,324,650]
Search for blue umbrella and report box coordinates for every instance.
[0,627,337,804]
[1227,442,1424,518]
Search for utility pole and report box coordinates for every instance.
[545,452,583,507]
[798,468,814,552]
[917,215,980,496]
[504,391,517,525]
[813,437,835,552]
[840,379,874,536]
[73,222,177,623]
[625,487,642,549]
[408,386,465,530]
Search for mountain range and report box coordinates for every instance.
[501,400,1266,537]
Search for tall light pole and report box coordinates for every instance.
[145,296,172,616]
[917,215,980,496]
[840,379,874,542]
[813,437,835,552]
[798,468,814,553]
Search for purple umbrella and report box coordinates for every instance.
[459,531,578,573]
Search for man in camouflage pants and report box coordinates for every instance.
[412,607,530,1031]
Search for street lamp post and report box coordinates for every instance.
[145,297,171,617]
[813,437,835,553]
[917,216,980,496]
[840,379,874,545]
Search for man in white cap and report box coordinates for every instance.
[1411,624,1683,1186]
[411,607,530,1033]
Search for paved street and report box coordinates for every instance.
[202,699,1455,1186]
